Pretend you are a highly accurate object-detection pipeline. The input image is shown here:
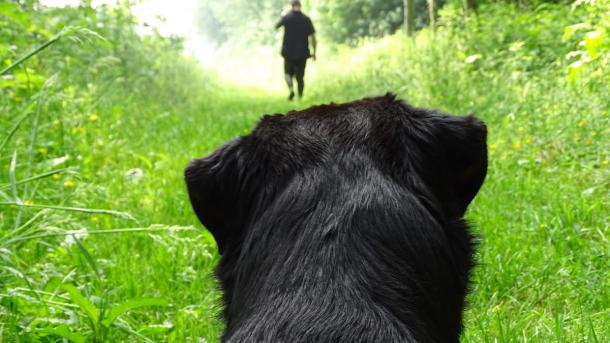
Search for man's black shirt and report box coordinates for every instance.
[277,11,315,61]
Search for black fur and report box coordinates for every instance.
[185,94,487,343]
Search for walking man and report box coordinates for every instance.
[275,1,316,100]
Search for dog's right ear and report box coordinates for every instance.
[184,139,246,254]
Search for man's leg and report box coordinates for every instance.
[295,59,307,98]
[284,59,295,100]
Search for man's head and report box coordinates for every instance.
[291,1,301,11]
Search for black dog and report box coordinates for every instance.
[185,94,487,342]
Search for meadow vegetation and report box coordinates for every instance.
[1,0,608,342]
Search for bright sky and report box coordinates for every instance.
[39,0,217,67]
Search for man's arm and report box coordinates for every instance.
[309,33,317,60]
[308,18,317,60]
[275,16,284,29]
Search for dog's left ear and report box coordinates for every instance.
[426,115,488,217]
[185,139,249,254]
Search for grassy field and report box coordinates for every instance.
[1,3,609,342]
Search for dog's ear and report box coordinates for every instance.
[185,139,249,254]
[426,115,488,217]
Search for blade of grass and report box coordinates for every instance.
[27,74,57,179]
[113,319,155,343]
[5,226,196,244]
[35,325,86,343]
[73,235,102,280]
[0,26,107,76]
[2,265,44,302]
[8,150,23,231]
[0,37,60,76]
[10,288,73,302]
[0,202,135,220]
[1,290,79,309]
[102,298,168,327]
[0,209,48,246]
[0,112,32,153]
[0,168,68,190]
[8,151,20,203]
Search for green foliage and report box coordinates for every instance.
[316,0,437,44]
[1,0,218,341]
[563,0,610,86]
[317,0,405,44]
[197,0,286,44]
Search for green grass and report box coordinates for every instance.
[1,3,609,342]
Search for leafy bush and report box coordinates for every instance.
[563,0,609,86]
[1,1,219,341]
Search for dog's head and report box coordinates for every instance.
[185,94,487,254]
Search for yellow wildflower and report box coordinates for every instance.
[23,200,34,206]
[578,120,585,128]
[513,142,521,150]
[584,139,591,145]
[524,137,532,145]
[603,160,609,166]
[89,113,99,122]
[36,147,48,154]
[518,127,525,132]
[91,216,99,223]
[52,173,61,181]
[71,127,86,135]
[64,180,75,188]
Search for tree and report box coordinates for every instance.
[464,0,477,15]
[319,0,405,44]
[404,0,415,36]
[428,0,438,29]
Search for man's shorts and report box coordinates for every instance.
[284,58,307,78]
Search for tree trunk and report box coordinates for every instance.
[464,0,477,15]
[428,0,438,29]
[404,0,415,36]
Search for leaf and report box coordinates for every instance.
[36,325,87,343]
[62,284,99,325]
[102,298,168,328]
[73,235,101,280]
[0,3,32,28]
[562,22,589,41]
[567,59,586,83]
[584,30,605,60]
